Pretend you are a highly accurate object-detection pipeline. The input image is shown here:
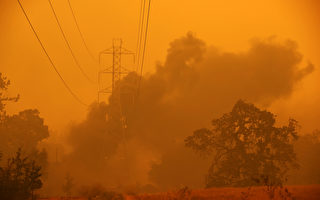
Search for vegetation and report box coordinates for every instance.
[0,73,46,199]
[185,100,299,188]
[0,149,43,200]
[0,72,19,116]
[0,72,49,172]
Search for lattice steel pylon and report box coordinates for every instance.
[98,39,135,102]
[98,39,134,176]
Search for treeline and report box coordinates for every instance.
[0,72,48,199]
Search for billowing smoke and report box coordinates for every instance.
[48,33,314,193]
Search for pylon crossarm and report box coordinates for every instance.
[121,47,135,54]
[98,39,136,103]
[100,47,113,54]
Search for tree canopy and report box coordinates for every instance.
[185,100,299,187]
[0,149,42,200]
[0,73,48,158]
[0,72,46,198]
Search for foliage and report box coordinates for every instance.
[0,109,49,154]
[185,100,299,187]
[0,73,19,116]
[0,148,43,200]
[0,72,11,114]
[0,72,49,174]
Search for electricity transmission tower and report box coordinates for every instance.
[98,39,135,174]
[98,39,135,102]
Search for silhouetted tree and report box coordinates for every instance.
[0,109,49,154]
[0,72,19,120]
[0,72,49,174]
[185,100,299,187]
[0,148,42,200]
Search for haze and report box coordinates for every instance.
[1,0,320,198]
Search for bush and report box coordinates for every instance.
[0,149,42,200]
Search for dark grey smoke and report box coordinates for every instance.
[57,33,314,191]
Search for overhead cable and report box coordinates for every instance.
[17,0,88,107]
[48,0,96,84]
[67,0,97,62]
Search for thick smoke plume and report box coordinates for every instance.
[47,33,313,193]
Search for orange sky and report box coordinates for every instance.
[1,0,319,133]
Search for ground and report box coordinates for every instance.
[40,185,320,200]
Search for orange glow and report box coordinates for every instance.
[0,0,319,132]
[1,0,320,196]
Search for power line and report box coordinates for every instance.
[135,0,144,71]
[17,0,88,107]
[137,0,151,95]
[136,0,147,72]
[67,0,97,62]
[47,0,96,84]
